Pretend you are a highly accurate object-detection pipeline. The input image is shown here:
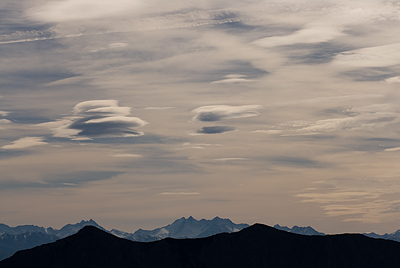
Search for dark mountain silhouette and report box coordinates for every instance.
[0,219,105,261]
[2,224,400,268]
[0,217,247,260]
[0,232,58,261]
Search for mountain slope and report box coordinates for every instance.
[0,232,58,261]
[2,224,400,268]
[0,219,103,261]
[364,230,400,242]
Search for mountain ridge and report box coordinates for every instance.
[3,217,400,263]
[0,216,248,261]
[2,224,400,268]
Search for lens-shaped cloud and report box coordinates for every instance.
[211,74,256,84]
[40,100,147,140]
[192,105,262,122]
[196,126,236,134]
[1,137,48,150]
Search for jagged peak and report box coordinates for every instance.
[79,219,97,225]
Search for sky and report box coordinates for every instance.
[0,0,400,234]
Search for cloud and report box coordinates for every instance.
[0,111,10,117]
[211,74,256,84]
[384,147,400,152]
[28,0,144,22]
[296,177,400,223]
[196,126,236,134]
[273,104,400,135]
[333,43,400,67]
[254,25,345,48]
[110,153,142,158]
[192,105,262,122]
[144,107,174,110]
[181,142,222,149]
[0,119,11,124]
[1,137,48,150]
[384,76,400,84]
[40,100,147,140]
[160,192,200,195]
[213,158,248,161]
[253,130,282,134]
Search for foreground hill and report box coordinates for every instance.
[2,225,400,268]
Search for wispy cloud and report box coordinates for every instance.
[160,192,200,195]
[333,43,400,67]
[39,100,147,140]
[1,137,48,150]
[254,25,345,48]
[384,147,400,152]
[264,104,400,135]
[110,153,142,158]
[28,0,144,22]
[213,158,248,161]
[297,175,400,223]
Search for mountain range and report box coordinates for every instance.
[2,224,400,268]
[2,217,400,263]
[111,216,249,242]
[0,217,248,261]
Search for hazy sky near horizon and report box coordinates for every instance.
[1,0,400,234]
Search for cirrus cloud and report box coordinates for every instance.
[40,100,147,140]
[265,104,400,135]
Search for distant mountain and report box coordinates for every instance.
[0,217,247,261]
[0,219,103,239]
[364,229,400,242]
[0,220,103,261]
[3,224,400,268]
[112,216,249,241]
[0,224,47,236]
[273,224,325,236]
[0,232,58,261]
[46,219,105,239]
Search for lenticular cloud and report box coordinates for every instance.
[192,105,262,122]
[41,100,147,140]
